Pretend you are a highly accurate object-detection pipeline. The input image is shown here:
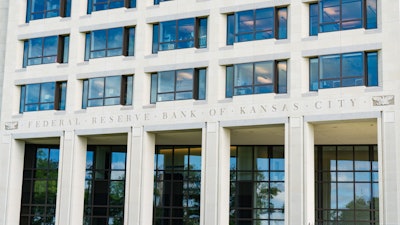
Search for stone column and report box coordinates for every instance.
[138,130,156,225]
[380,111,399,224]
[126,127,142,225]
[3,139,25,225]
[202,122,230,225]
[287,117,304,224]
[61,133,87,225]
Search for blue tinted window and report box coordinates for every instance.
[226,60,287,97]
[85,27,134,60]
[82,76,133,108]
[153,17,207,52]
[227,14,235,45]
[277,8,288,39]
[154,0,170,5]
[367,52,378,86]
[227,7,286,45]
[20,82,67,113]
[26,0,71,22]
[150,68,206,103]
[88,0,136,14]
[366,0,377,29]
[310,51,378,90]
[309,3,319,35]
[312,0,376,35]
[23,35,69,67]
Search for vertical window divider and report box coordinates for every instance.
[123,27,129,56]
[120,76,127,105]
[57,36,64,63]
[54,82,61,110]
[193,69,199,100]
[60,0,66,17]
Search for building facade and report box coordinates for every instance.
[0,0,400,225]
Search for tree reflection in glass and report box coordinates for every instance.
[230,146,285,225]
[153,146,202,225]
[315,145,379,224]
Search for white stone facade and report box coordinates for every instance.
[0,0,400,225]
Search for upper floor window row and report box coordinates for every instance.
[87,0,136,14]
[20,81,67,113]
[23,35,69,68]
[309,0,377,35]
[152,17,207,53]
[227,6,288,45]
[84,27,135,60]
[82,75,133,108]
[26,0,71,22]
[309,51,378,91]
[226,60,287,98]
[151,68,206,103]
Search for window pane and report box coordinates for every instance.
[277,8,287,39]
[125,76,133,105]
[176,69,193,92]
[108,28,123,49]
[342,52,363,78]
[309,3,319,35]
[40,82,55,103]
[177,19,194,42]
[160,21,176,44]
[367,52,378,86]
[366,0,377,29]
[151,74,158,103]
[320,55,340,79]
[227,14,235,45]
[26,84,41,104]
[254,61,273,85]
[28,38,43,58]
[197,69,206,100]
[43,36,58,58]
[309,58,319,91]
[89,78,105,99]
[234,63,253,87]
[198,18,207,48]
[105,76,121,98]
[237,10,254,33]
[91,30,107,51]
[158,71,175,93]
[152,24,159,53]
[226,66,234,98]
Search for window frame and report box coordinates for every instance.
[309,0,378,35]
[87,0,136,14]
[19,81,67,113]
[20,145,60,225]
[309,51,378,91]
[82,75,133,109]
[230,145,285,225]
[84,145,127,225]
[23,35,69,68]
[225,60,287,98]
[315,145,379,224]
[152,17,208,53]
[150,68,206,104]
[26,0,71,22]
[84,27,135,61]
[153,145,202,225]
[226,6,288,45]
